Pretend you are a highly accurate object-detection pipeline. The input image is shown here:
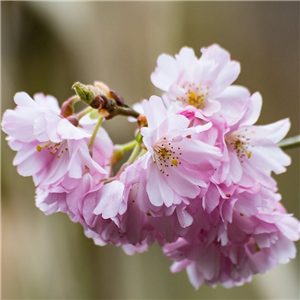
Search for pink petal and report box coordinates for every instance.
[142,96,167,128]
[175,47,198,68]
[14,92,36,107]
[33,93,60,113]
[146,163,165,206]
[203,183,220,213]
[240,92,262,126]
[215,85,250,125]
[187,263,205,290]
[151,54,178,90]
[57,118,91,140]
[93,181,125,219]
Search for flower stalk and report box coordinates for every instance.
[119,140,138,152]
[75,106,94,120]
[278,135,300,150]
[109,133,143,180]
[127,138,142,164]
[88,117,103,154]
[110,140,138,167]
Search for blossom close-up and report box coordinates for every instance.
[2,46,299,291]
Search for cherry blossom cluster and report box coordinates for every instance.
[2,44,299,289]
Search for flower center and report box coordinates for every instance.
[153,137,182,177]
[36,141,68,158]
[176,83,209,109]
[227,131,252,163]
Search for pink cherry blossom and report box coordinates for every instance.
[2,44,299,291]
[70,171,156,247]
[90,160,191,245]
[2,92,113,216]
[213,93,291,188]
[2,92,109,187]
[138,96,222,212]
[163,195,300,289]
[151,45,249,121]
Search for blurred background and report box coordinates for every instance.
[1,2,299,299]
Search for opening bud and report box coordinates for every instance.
[94,81,110,96]
[72,82,94,105]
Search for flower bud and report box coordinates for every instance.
[110,90,125,106]
[66,115,79,127]
[110,145,124,166]
[72,82,94,105]
[137,114,148,128]
[94,81,110,96]
[90,94,108,109]
[60,96,78,117]
[60,100,74,117]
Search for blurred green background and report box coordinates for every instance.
[1,2,299,299]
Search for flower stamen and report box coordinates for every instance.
[36,140,68,158]
[227,131,253,162]
[235,140,252,159]
[36,141,51,152]
[177,83,209,109]
[153,137,182,177]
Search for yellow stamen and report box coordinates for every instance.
[255,243,261,252]
[235,140,252,159]
[36,141,51,152]
[189,92,196,100]
[239,144,252,158]
[171,159,178,166]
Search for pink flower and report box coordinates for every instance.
[62,160,151,246]
[138,96,222,212]
[2,92,113,215]
[163,198,300,289]
[213,92,291,188]
[2,93,109,187]
[73,171,156,247]
[35,124,113,215]
[151,45,249,121]
[92,150,200,244]
[35,164,152,248]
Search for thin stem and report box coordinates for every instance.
[110,139,142,180]
[88,117,103,154]
[127,141,142,164]
[119,140,137,152]
[138,148,147,158]
[68,95,80,104]
[75,107,94,120]
[278,135,300,150]
[109,140,140,170]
